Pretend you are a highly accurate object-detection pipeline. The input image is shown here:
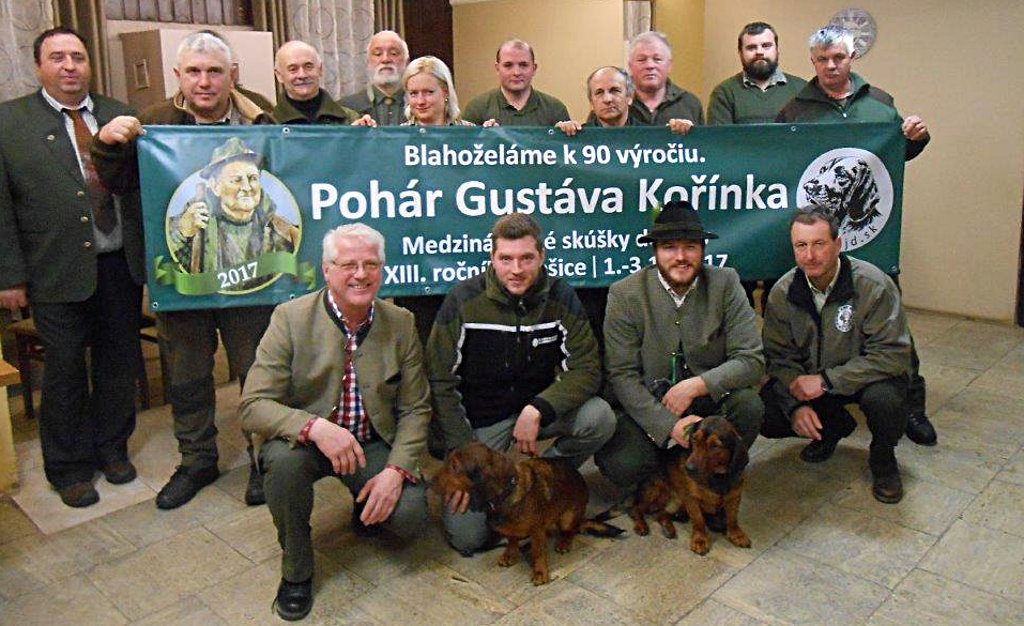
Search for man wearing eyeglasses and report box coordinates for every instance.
[240,223,430,621]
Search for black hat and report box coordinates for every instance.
[637,200,718,244]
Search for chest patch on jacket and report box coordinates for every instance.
[835,303,854,333]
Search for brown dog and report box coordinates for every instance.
[434,442,623,585]
[630,416,751,555]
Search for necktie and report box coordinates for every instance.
[64,108,116,234]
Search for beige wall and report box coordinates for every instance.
[656,0,704,94]
[452,0,623,120]
[699,1,1023,320]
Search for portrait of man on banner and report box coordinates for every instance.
[165,137,302,294]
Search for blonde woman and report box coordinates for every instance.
[401,56,497,126]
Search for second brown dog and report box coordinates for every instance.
[630,415,751,555]
[434,442,623,585]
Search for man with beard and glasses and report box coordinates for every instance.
[708,22,807,314]
[708,22,806,125]
[595,201,764,493]
[340,30,409,126]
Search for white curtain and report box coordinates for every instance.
[285,0,375,99]
[0,0,54,101]
[624,0,652,42]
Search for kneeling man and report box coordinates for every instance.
[428,214,615,556]
[240,224,430,620]
[596,201,764,488]
[761,207,911,503]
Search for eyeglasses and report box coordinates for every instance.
[330,260,382,274]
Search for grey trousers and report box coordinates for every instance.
[261,437,427,582]
[159,305,273,467]
[443,396,616,555]
[594,387,763,489]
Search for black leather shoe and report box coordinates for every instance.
[101,459,137,485]
[872,470,904,504]
[244,463,265,506]
[906,413,938,446]
[273,578,313,621]
[800,437,842,463]
[58,482,99,508]
[156,465,219,510]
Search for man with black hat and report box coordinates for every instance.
[595,201,764,490]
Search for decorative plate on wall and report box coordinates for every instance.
[830,7,878,58]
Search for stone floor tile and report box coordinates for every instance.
[916,319,1023,371]
[130,595,228,626]
[1,572,128,625]
[832,473,976,536]
[967,344,1024,401]
[867,568,1024,625]
[436,524,621,607]
[676,599,769,626]
[492,579,651,625]
[10,443,156,535]
[199,553,374,626]
[0,518,134,599]
[936,388,1024,439]
[904,309,962,347]
[87,526,254,620]
[919,520,1024,601]
[997,449,1024,486]
[318,521,451,586]
[569,530,737,624]
[777,503,937,589]
[100,483,247,549]
[916,362,981,413]
[0,497,37,546]
[959,479,1024,538]
[713,547,889,624]
[350,563,515,624]
[203,504,281,565]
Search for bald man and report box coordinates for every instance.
[272,40,371,125]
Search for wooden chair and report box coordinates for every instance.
[6,312,164,419]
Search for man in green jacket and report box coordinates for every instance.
[340,30,408,126]
[776,25,936,447]
[462,39,570,127]
[272,40,371,126]
[428,214,615,556]
[761,207,912,504]
[627,31,702,134]
[596,201,764,490]
[240,223,430,620]
[708,21,807,314]
[93,30,277,510]
[0,27,145,507]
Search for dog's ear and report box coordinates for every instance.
[729,436,749,477]
[846,160,879,222]
[446,449,464,474]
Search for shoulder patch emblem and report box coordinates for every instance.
[835,303,854,333]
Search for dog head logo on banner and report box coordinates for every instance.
[164,137,303,295]
[797,147,894,251]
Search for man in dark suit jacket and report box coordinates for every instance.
[0,27,145,507]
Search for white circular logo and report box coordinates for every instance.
[797,148,893,251]
[835,303,854,333]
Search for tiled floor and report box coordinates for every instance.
[1,309,1023,625]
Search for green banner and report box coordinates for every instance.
[138,123,905,312]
